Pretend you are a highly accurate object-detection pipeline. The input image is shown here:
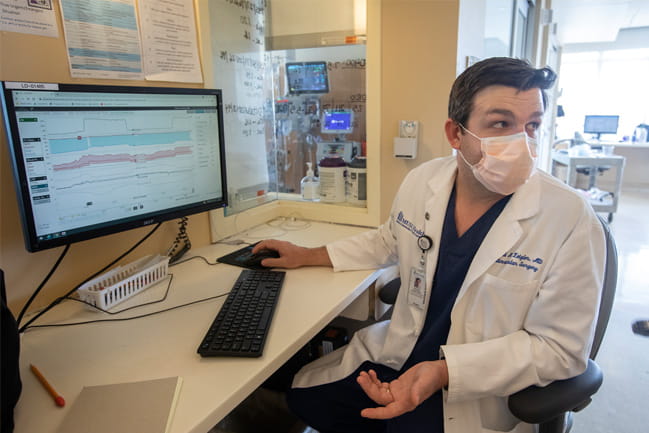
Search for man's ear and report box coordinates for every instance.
[445,119,462,150]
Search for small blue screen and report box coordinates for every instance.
[322,110,353,133]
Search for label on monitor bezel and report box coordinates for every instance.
[5,82,59,90]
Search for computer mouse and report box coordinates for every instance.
[244,249,280,268]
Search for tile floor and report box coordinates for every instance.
[572,188,649,433]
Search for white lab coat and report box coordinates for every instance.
[292,156,606,433]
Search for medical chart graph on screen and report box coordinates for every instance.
[17,107,224,238]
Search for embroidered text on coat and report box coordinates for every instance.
[396,212,425,237]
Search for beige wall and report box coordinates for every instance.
[1,0,462,315]
[379,0,458,220]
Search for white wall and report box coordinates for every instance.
[456,0,487,75]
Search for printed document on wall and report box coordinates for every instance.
[0,0,58,38]
[137,0,203,83]
[60,0,144,80]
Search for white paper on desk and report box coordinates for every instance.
[137,0,203,83]
[0,0,59,38]
[56,377,183,433]
[59,0,145,80]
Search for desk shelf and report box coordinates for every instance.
[551,151,626,222]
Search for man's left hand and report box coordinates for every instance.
[356,360,449,419]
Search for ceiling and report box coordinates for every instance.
[552,0,649,45]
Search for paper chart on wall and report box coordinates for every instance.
[137,0,203,83]
[0,0,59,38]
[59,0,144,80]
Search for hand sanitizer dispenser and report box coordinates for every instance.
[394,120,419,159]
[301,162,320,201]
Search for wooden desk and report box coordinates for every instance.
[14,220,380,433]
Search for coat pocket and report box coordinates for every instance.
[464,273,540,339]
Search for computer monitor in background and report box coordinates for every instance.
[1,82,228,252]
[285,61,329,95]
[321,109,354,135]
[584,115,619,140]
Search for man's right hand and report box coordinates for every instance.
[252,240,332,269]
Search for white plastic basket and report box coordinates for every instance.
[77,255,169,310]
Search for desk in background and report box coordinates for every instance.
[603,143,649,188]
[15,220,381,433]
[553,140,649,188]
[551,150,626,222]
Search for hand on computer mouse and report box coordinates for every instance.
[245,249,280,268]
[252,239,332,269]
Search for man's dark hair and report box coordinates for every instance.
[448,57,557,126]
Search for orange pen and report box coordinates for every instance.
[30,364,65,407]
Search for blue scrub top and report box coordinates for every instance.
[390,186,511,433]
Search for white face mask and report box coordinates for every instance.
[458,126,537,195]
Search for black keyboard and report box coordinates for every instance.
[198,269,285,357]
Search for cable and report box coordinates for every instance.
[167,217,191,264]
[22,254,227,332]
[24,287,229,330]
[16,244,70,328]
[239,221,288,240]
[18,223,162,333]
[271,215,312,231]
[168,254,220,267]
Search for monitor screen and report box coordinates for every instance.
[1,82,228,252]
[584,115,619,135]
[285,61,329,95]
[321,109,354,135]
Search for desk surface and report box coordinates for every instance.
[551,150,625,165]
[15,220,379,433]
[588,141,649,149]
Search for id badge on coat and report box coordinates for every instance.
[407,267,426,308]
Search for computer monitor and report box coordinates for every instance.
[1,82,228,252]
[584,115,619,139]
[285,61,329,95]
[321,109,354,135]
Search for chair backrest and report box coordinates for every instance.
[507,218,617,431]
[589,215,618,359]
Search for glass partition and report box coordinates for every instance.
[267,45,366,202]
[207,0,367,215]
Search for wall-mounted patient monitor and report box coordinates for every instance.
[286,61,329,95]
[1,82,228,252]
[584,115,619,140]
[321,109,354,135]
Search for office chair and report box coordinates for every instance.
[376,216,617,433]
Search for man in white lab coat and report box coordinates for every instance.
[254,57,605,433]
